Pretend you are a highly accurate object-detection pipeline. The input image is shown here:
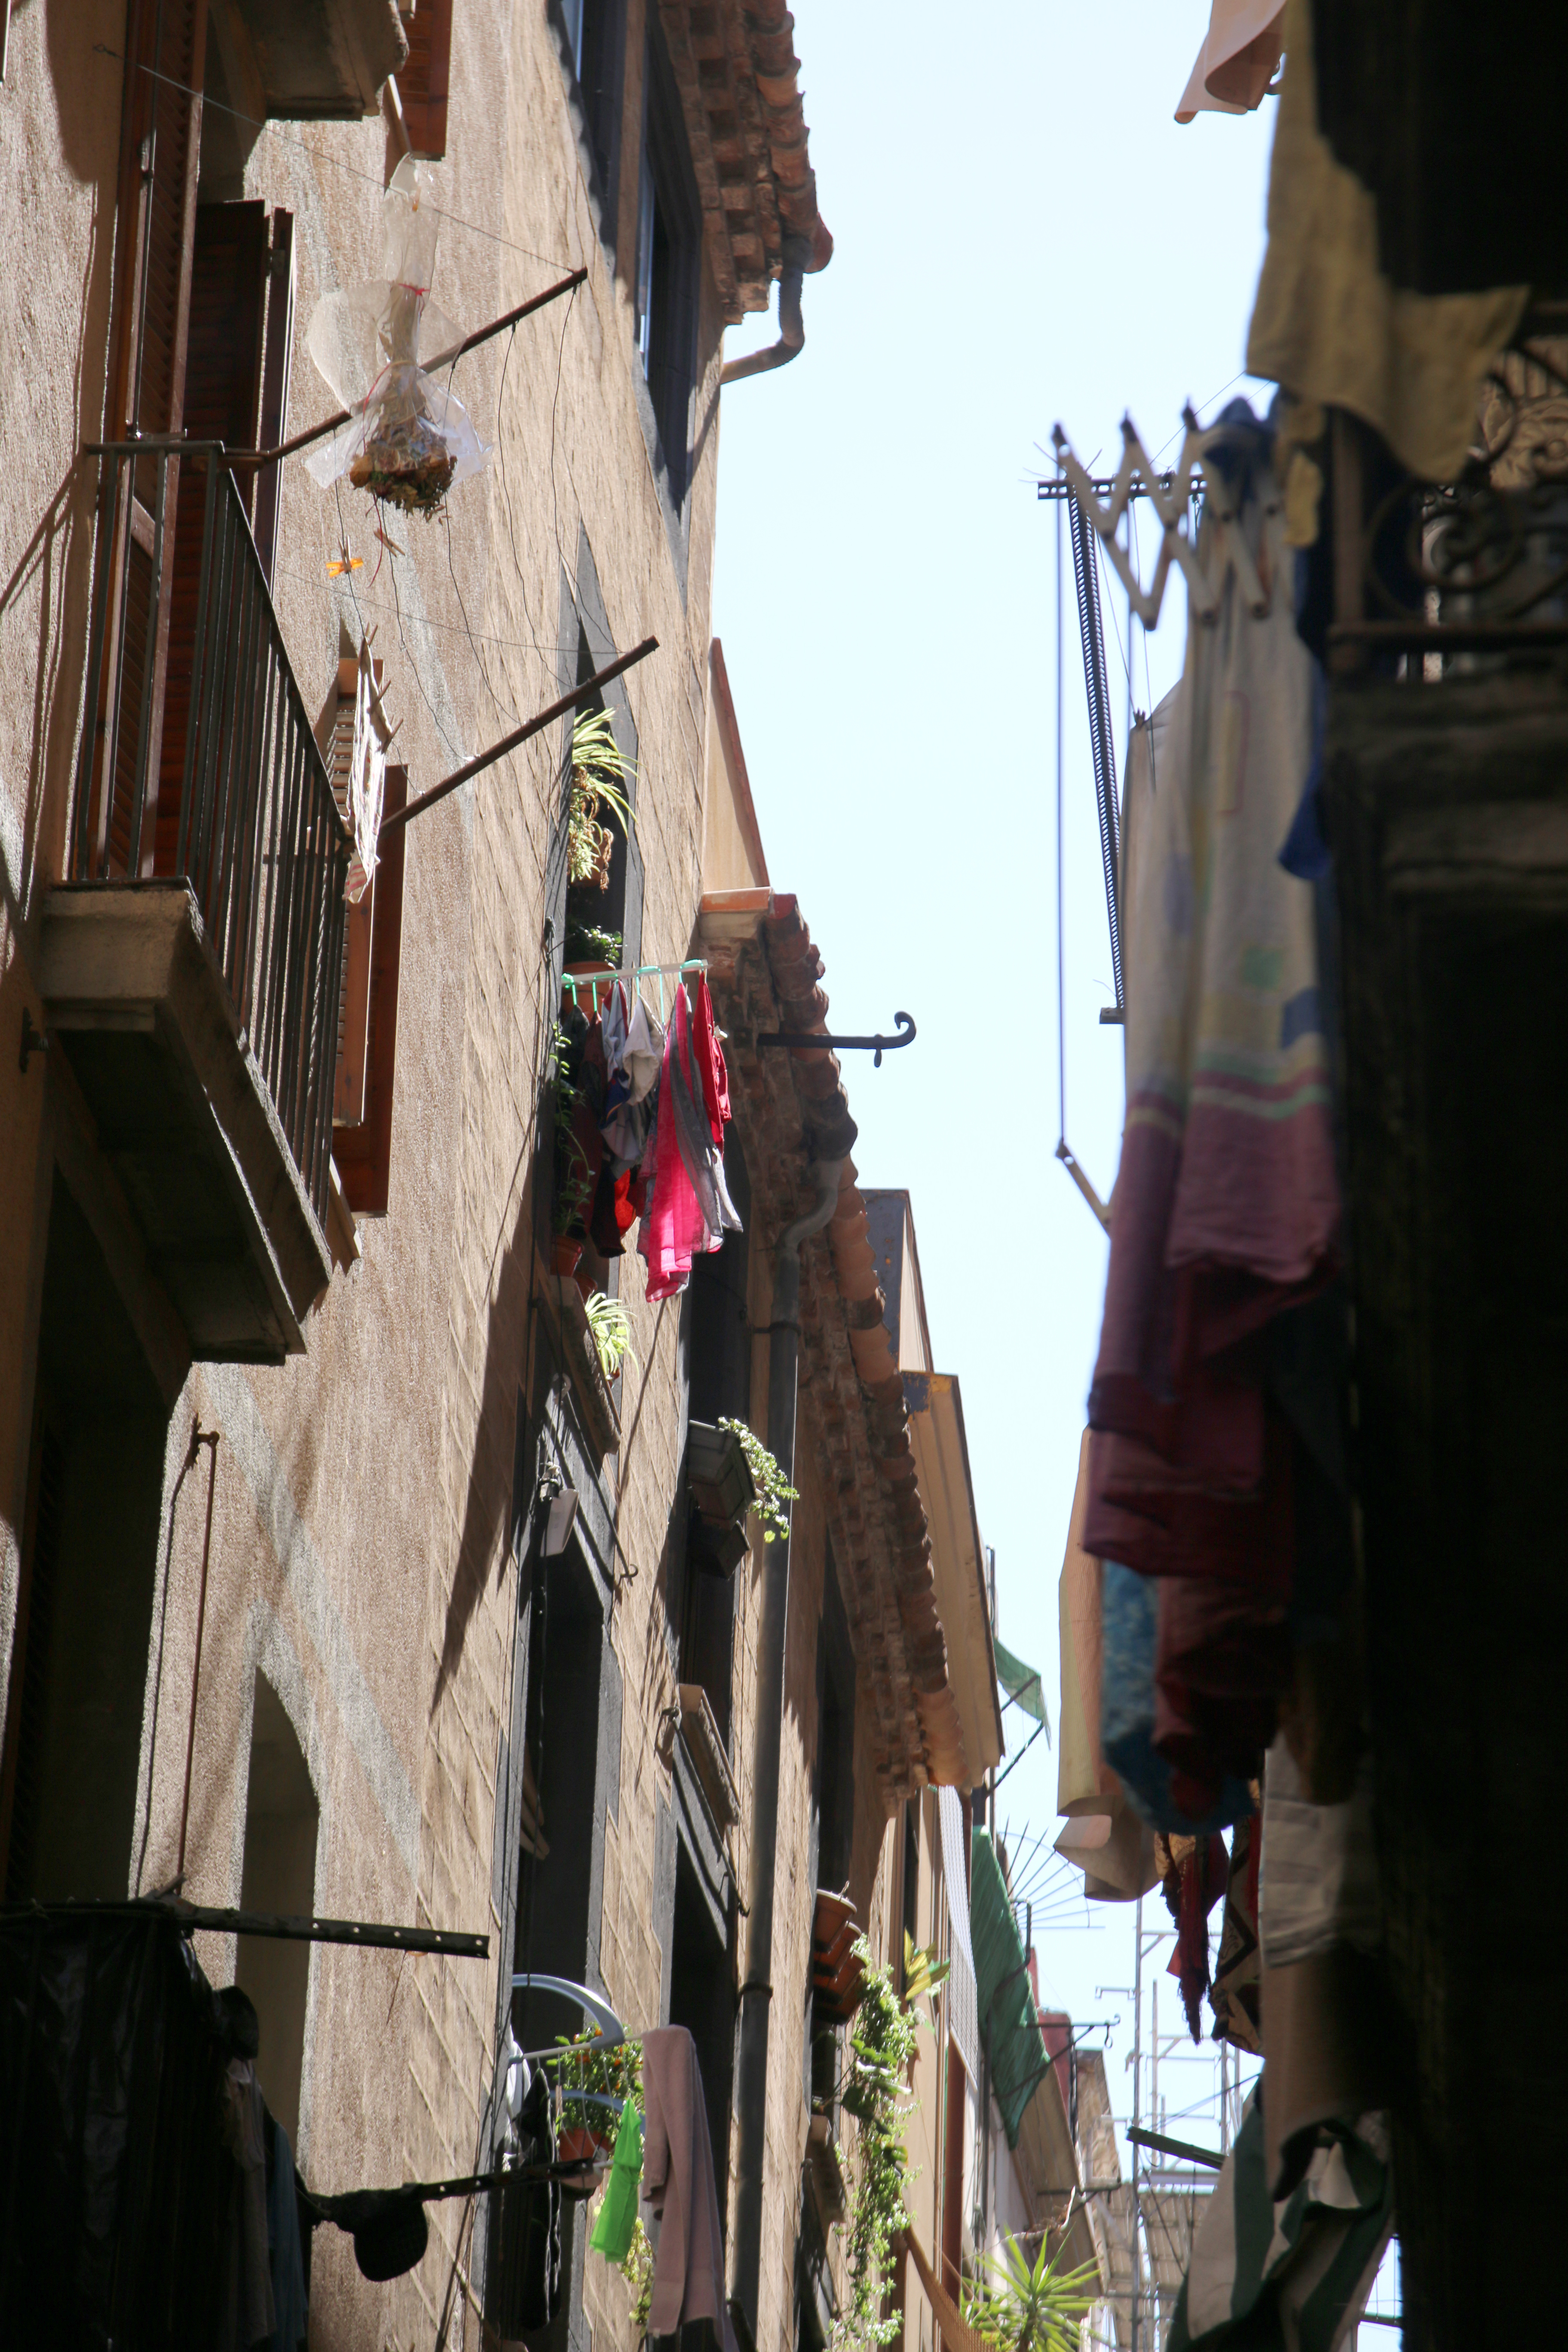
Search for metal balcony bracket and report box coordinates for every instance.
[756,1010,916,1067]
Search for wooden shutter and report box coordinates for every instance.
[398,0,453,158]
[334,766,408,1216]
[151,196,269,876]
[90,0,208,879]
[252,210,296,588]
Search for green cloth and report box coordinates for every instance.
[969,1829,1049,2149]
[994,1637,1049,1731]
[588,2101,643,2264]
[1167,2094,1392,2351]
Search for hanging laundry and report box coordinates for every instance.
[1210,1813,1263,2055]
[637,982,739,1302]
[640,2027,737,2352]
[1100,1561,1257,1834]
[1164,1830,1230,2043]
[1086,406,1342,1809]
[1167,2092,1392,2352]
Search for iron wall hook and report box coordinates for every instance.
[756,1010,916,1068]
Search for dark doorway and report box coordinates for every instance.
[668,1841,735,2219]
[0,1178,168,1901]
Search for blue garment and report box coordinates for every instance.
[1100,1562,1255,1834]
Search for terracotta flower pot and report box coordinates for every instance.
[557,2123,611,2169]
[552,1234,583,1277]
[561,962,617,1019]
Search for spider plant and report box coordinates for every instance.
[586,1289,636,1381]
[960,2226,1099,2352]
[568,708,637,890]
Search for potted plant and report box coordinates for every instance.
[562,919,624,1018]
[556,2029,643,2178]
[961,2228,1099,2352]
[718,1418,798,1544]
[567,709,636,893]
[585,1291,636,1383]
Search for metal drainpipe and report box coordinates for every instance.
[731,1152,848,2348]
[720,236,812,386]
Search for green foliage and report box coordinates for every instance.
[568,709,637,890]
[719,1418,799,1544]
[586,1290,637,1381]
[960,2229,1099,2352]
[619,2214,654,2333]
[833,1939,922,2352]
[901,1930,951,2026]
[565,918,623,966]
[555,2029,643,2135]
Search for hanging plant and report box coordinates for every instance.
[960,2227,1099,2352]
[719,1418,798,1544]
[833,1938,927,2352]
[586,1290,637,1382]
[568,708,637,891]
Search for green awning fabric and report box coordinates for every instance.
[969,1829,1049,2149]
[994,1637,1049,1731]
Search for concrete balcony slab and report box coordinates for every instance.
[38,881,332,1363]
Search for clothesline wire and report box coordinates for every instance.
[119,54,578,275]
[1056,472,1066,1145]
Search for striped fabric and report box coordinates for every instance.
[1168,2092,1391,2352]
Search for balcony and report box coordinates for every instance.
[41,443,349,1363]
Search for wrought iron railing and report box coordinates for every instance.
[74,441,350,1227]
[1332,309,1568,667]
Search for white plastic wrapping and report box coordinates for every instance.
[304,156,490,515]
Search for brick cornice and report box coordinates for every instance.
[704,904,970,1804]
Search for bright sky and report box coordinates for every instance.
[712,0,1278,2170]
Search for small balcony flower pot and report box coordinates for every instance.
[551,1234,583,1277]
[561,961,617,1018]
[686,1421,756,1528]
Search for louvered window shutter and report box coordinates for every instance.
[398,0,453,159]
[89,0,208,879]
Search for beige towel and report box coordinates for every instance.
[1246,0,1525,482]
[641,2026,735,2352]
[1056,1432,1121,1820]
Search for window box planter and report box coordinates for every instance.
[686,1419,755,1528]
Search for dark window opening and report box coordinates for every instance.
[556,585,642,1303]
[556,0,625,216]
[668,1841,735,2226]
[901,1797,920,1990]
[678,1135,751,1744]
[634,25,701,507]
[0,1179,167,1902]
[808,1549,856,2119]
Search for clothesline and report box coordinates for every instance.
[561,958,708,1024]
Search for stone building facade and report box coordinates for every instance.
[0,8,1034,2347]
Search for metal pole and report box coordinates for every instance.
[1131,1893,1142,2352]
[226,267,590,471]
[379,638,658,835]
[175,1424,220,1886]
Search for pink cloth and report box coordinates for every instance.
[692,975,730,1136]
[638,988,709,1301]
[641,2026,736,2352]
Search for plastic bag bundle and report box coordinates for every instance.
[304,156,490,516]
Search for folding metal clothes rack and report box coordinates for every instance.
[559,957,707,1024]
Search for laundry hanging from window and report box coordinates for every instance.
[554,967,741,1302]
